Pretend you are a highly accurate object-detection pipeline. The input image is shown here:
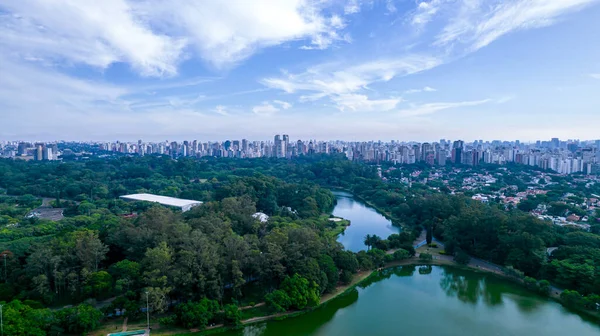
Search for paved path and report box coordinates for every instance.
[122,317,128,332]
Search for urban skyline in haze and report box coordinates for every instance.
[3,135,600,175]
[2,1,600,140]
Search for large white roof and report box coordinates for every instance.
[120,193,202,208]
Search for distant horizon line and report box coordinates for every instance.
[2,137,600,144]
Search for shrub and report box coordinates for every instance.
[428,243,438,248]
[340,270,353,285]
[419,253,433,261]
[393,249,410,261]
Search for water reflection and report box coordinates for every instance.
[418,265,432,274]
[220,266,600,336]
[332,192,400,252]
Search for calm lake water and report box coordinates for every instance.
[222,265,600,336]
[332,191,400,252]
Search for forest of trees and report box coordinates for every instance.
[1,154,599,334]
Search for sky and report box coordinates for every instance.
[1,0,600,142]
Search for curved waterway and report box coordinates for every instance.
[332,191,400,252]
[222,265,600,336]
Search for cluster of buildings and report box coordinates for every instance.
[345,138,600,175]
[1,137,599,175]
[0,141,60,161]
[95,135,336,159]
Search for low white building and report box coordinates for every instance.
[120,193,202,212]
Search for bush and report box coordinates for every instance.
[392,248,410,261]
[340,270,353,285]
[419,253,433,261]
[428,243,438,248]
[439,250,447,255]
[384,254,394,263]
[537,280,551,296]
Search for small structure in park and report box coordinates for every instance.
[120,193,202,212]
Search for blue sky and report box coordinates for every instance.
[1,0,600,142]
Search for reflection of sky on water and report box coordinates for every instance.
[332,192,400,252]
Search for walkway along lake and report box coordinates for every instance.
[332,191,400,252]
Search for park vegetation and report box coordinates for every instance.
[0,154,599,335]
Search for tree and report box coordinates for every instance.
[426,228,432,245]
[109,260,141,293]
[318,254,339,293]
[265,289,291,312]
[454,251,470,265]
[277,274,320,310]
[56,304,103,334]
[221,304,241,326]
[174,298,220,329]
[393,248,410,261]
[231,260,245,299]
[84,271,113,298]
[367,248,386,268]
[340,270,353,285]
[2,300,56,336]
[73,230,109,272]
[334,251,359,273]
[419,253,433,261]
[537,280,551,296]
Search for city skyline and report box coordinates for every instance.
[2,1,600,141]
[3,135,599,175]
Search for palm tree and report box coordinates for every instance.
[364,234,372,250]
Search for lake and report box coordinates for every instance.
[216,192,600,336]
[332,191,400,252]
[221,265,600,336]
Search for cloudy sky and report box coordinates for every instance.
[1,0,600,142]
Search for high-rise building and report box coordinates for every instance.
[282,134,289,157]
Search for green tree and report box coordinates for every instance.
[221,304,241,326]
[56,304,103,334]
[279,274,320,310]
[265,289,291,312]
[174,298,220,329]
[419,253,433,261]
[453,251,470,265]
[393,248,410,261]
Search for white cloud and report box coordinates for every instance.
[404,86,437,94]
[332,94,402,112]
[262,55,440,112]
[273,100,293,109]
[344,0,362,14]
[0,0,351,75]
[386,0,397,13]
[0,0,186,77]
[141,0,349,68]
[433,0,598,51]
[590,73,600,79]
[262,55,441,95]
[214,105,229,116]
[252,102,281,116]
[397,99,491,117]
[410,0,445,27]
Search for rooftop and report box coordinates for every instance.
[120,193,202,208]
